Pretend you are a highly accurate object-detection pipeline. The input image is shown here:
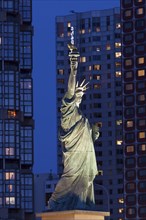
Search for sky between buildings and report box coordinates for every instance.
[33,0,120,173]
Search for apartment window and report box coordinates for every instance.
[124,71,134,80]
[5,172,15,180]
[126,120,134,128]
[5,148,14,156]
[135,19,145,30]
[106,44,111,50]
[126,145,135,154]
[125,83,134,93]
[124,95,134,105]
[125,132,135,143]
[138,156,146,167]
[115,52,121,58]
[80,57,86,63]
[138,181,146,192]
[137,94,146,104]
[126,182,136,192]
[126,207,136,218]
[56,22,64,37]
[57,69,64,75]
[135,7,144,16]
[116,120,122,125]
[125,157,136,168]
[137,57,145,64]
[5,197,15,205]
[139,207,146,218]
[116,71,121,77]
[126,195,136,205]
[136,44,145,55]
[123,9,132,18]
[123,45,134,56]
[7,110,16,118]
[117,140,122,145]
[123,34,133,46]
[115,42,121,48]
[115,62,121,67]
[93,84,101,89]
[137,106,146,116]
[138,169,146,179]
[135,31,145,43]
[124,107,135,118]
[116,23,121,29]
[138,131,146,139]
[137,69,145,78]
[124,58,133,67]
[126,170,136,180]
[93,65,101,70]
[138,144,146,154]
[123,21,133,32]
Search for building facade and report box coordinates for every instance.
[34,172,59,219]
[121,0,146,219]
[56,8,124,220]
[0,0,34,219]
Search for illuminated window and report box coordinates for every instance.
[138,94,145,101]
[138,57,144,64]
[96,46,101,51]
[106,44,111,50]
[116,120,122,125]
[126,84,133,91]
[127,207,136,215]
[5,148,14,156]
[137,69,145,77]
[117,140,122,145]
[5,197,15,205]
[116,23,121,29]
[116,71,121,77]
[0,37,1,44]
[80,57,86,63]
[119,208,124,213]
[93,84,101,89]
[139,144,146,152]
[7,110,16,118]
[88,65,92,71]
[126,120,133,127]
[119,198,124,204]
[126,145,134,153]
[136,8,144,15]
[0,198,2,205]
[67,22,71,27]
[58,69,64,75]
[115,62,121,67]
[115,42,121,48]
[93,65,101,70]
[5,172,15,180]
[115,52,121,58]
[138,132,146,139]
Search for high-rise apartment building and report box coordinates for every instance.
[121,0,146,219]
[0,1,34,219]
[56,8,124,220]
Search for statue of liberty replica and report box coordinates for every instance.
[48,44,100,211]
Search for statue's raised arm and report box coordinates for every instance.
[66,44,80,99]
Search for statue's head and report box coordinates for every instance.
[75,80,89,107]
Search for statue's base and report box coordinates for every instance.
[36,210,110,220]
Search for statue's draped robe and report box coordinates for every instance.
[48,95,98,211]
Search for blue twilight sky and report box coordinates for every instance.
[33,0,120,174]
